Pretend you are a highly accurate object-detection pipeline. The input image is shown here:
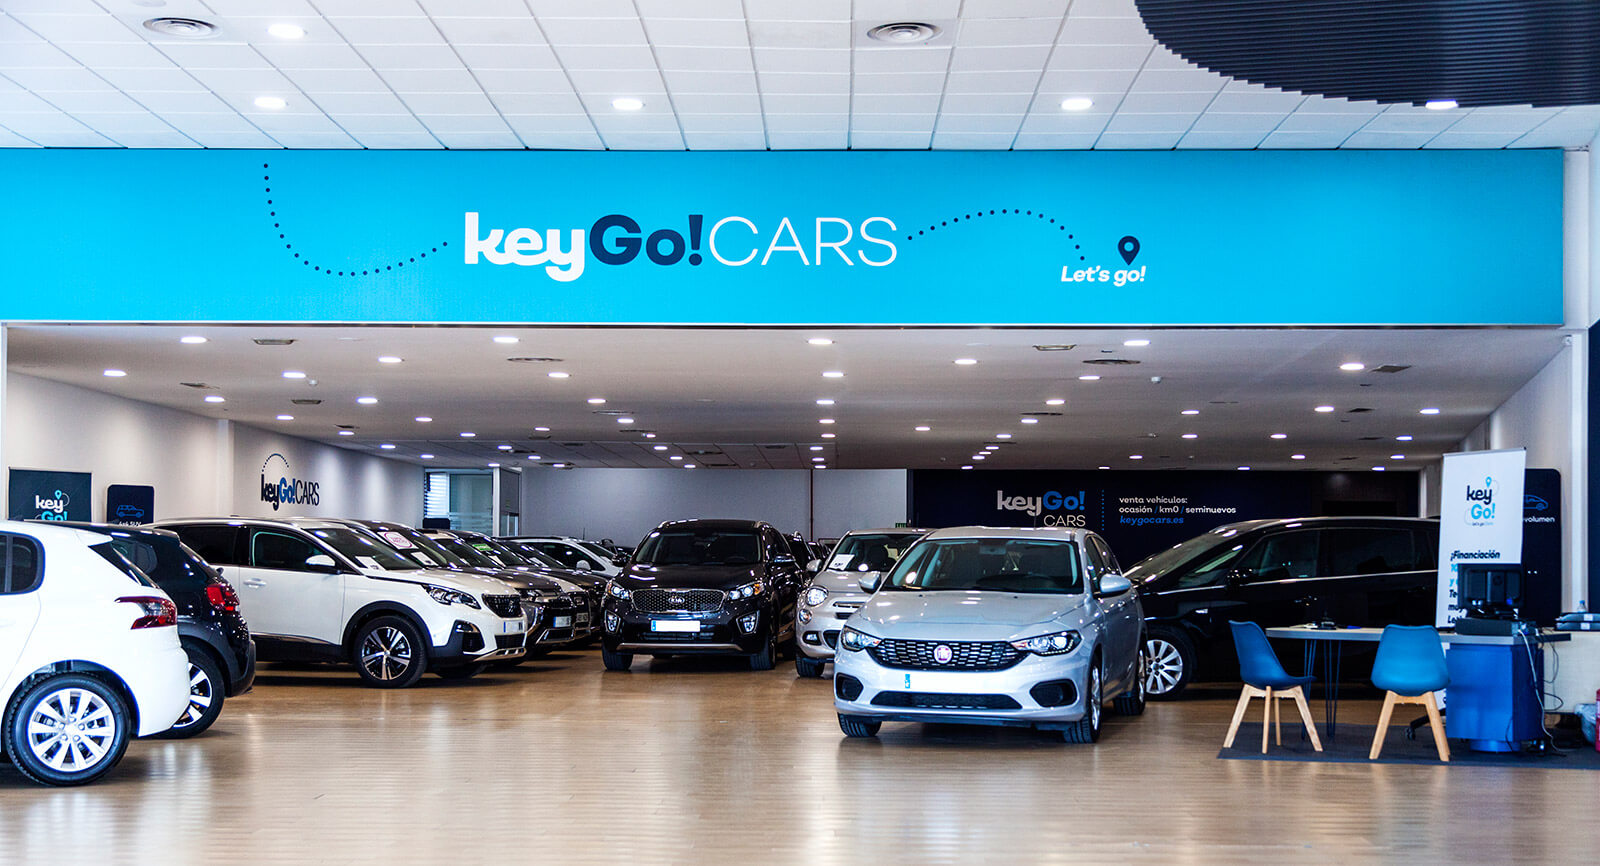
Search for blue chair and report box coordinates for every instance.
[1368,625,1450,761]
[1224,621,1323,753]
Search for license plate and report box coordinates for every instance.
[554,616,573,628]
[502,620,525,634]
[576,614,590,625]
[651,619,701,633]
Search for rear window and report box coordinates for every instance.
[167,524,242,566]
[0,534,43,594]
[98,534,216,594]
[89,541,159,589]
[1321,528,1420,575]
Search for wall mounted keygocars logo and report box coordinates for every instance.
[259,453,321,511]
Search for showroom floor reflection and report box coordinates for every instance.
[0,650,1589,865]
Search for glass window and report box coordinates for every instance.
[169,525,242,566]
[825,532,923,573]
[886,538,1083,594]
[1238,532,1319,582]
[1173,542,1246,590]
[306,528,420,571]
[1,535,43,594]
[634,529,762,566]
[100,534,215,594]
[1321,528,1417,575]
[89,541,158,589]
[1091,536,1124,576]
[535,542,586,568]
[250,530,324,572]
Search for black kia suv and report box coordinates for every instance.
[601,518,806,671]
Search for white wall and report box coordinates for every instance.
[520,468,907,546]
[4,372,422,524]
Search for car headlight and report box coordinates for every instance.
[424,584,481,608]
[606,581,630,600]
[1010,630,1081,656]
[840,626,881,652]
[729,581,764,600]
[803,585,829,607]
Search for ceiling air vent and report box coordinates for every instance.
[1021,412,1064,417]
[592,409,631,416]
[336,424,357,430]
[688,450,724,456]
[291,399,322,405]
[763,444,788,450]
[506,357,563,363]
[179,382,213,389]
[1346,407,1374,414]
[142,17,219,38]
[1359,436,1383,441]
[1084,358,1141,366]
[1371,365,1412,374]
[561,442,585,447]
[252,338,296,346]
[1033,344,1077,352]
[866,22,941,44]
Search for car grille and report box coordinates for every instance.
[823,630,840,648]
[632,588,726,613]
[868,639,1022,671]
[494,633,524,650]
[483,594,522,618]
[871,692,1023,711]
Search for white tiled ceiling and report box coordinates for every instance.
[0,0,1596,150]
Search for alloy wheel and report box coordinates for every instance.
[360,626,414,680]
[25,687,117,773]
[171,662,215,729]
[1145,637,1184,696]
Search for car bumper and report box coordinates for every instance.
[795,592,869,661]
[230,637,257,697]
[125,636,193,738]
[431,616,527,666]
[531,600,596,646]
[602,603,770,656]
[831,645,1093,729]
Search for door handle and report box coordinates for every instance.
[242,579,267,588]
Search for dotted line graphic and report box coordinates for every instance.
[263,162,450,277]
[904,208,1083,261]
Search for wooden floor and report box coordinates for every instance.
[0,648,1590,864]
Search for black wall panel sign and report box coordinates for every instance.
[8,469,92,523]
[1521,468,1561,625]
[105,484,155,526]
[909,469,1419,565]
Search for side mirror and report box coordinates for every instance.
[858,572,886,593]
[305,553,340,574]
[576,560,595,571]
[806,558,822,573]
[1096,573,1132,597]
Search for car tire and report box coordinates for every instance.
[351,615,428,689]
[5,674,132,787]
[1061,659,1103,744]
[433,663,487,680]
[1144,628,1195,701]
[794,655,826,678]
[601,645,633,671]
[748,630,777,671]
[838,714,881,738]
[1114,641,1148,716]
[155,648,225,739]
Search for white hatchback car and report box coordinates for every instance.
[0,521,190,786]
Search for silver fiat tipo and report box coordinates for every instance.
[832,526,1146,743]
[794,527,929,678]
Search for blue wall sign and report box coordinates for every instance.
[105,484,155,526]
[0,149,1562,326]
[8,469,92,523]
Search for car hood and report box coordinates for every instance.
[850,591,1090,641]
[619,563,762,591]
[360,567,517,597]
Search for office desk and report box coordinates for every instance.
[1264,625,1570,748]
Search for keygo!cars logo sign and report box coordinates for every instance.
[995,489,1088,527]
[1463,476,1497,526]
[260,453,321,511]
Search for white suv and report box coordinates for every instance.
[152,517,527,688]
[505,536,624,577]
[0,521,190,786]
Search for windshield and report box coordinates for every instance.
[428,534,502,569]
[1124,523,1254,585]
[371,526,459,570]
[307,527,421,571]
[577,540,616,561]
[470,539,529,568]
[634,529,761,566]
[885,538,1083,594]
[825,532,923,573]
[499,541,567,570]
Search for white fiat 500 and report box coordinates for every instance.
[832,526,1146,743]
[0,521,190,786]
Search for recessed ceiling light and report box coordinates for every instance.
[276,414,293,421]
[1078,375,1100,381]
[380,443,395,450]
[552,463,567,469]
[915,425,931,432]
[670,455,683,461]
[684,464,696,469]
[1238,466,1251,471]
[267,22,305,39]
[1060,97,1094,111]
[954,358,978,366]
[821,432,836,439]
[809,445,824,451]
[547,371,570,379]
[528,455,542,460]
[460,431,476,438]
[534,426,550,432]
[1123,339,1150,347]
[1291,454,1306,460]
[984,445,999,451]
[995,433,1012,439]
[653,445,669,451]
[1098,465,1110,470]
[378,356,403,364]
[338,430,354,436]
[617,417,634,424]
[253,95,286,110]
[1340,362,1365,372]
[1020,418,1039,424]
[497,444,513,451]
[1181,433,1198,439]
[812,456,825,462]
[1181,409,1200,416]
[822,371,845,379]
[961,465,974,470]
[1270,433,1288,439]
[420,453,434,459]
[1315,405,1335,413]
[643,432,657,439]
[1425,99,1458,110]
[103,369,127,378]
[612,97,645,111]
[972,454,986,460]
[1372,466,1387,471]
[357,396,378,405]
[816,398,835,406]
[1391,454,1406,460]
[1420,407,1441,415]
[1046,399,1065,406]
[493,335,519,344]
[807,337,833,346]
[180,335,207,344]
[414,416,432,423]
[819,418,835,424]
[1129,454,1143,460]
[587,397,606,405]
[204,395,225,403]
[1396,435,1414,441]
[282,370,307,379]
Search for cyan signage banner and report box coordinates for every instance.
[0,149,1563,325]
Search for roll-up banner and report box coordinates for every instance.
[1436,449,1526,626]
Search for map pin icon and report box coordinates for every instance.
[1118,236,1140,265]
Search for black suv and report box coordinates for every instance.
[601,518,806,671]
[1127,516,1439,699]
[64,523,255,737]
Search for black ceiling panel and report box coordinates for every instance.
[1135,0,1600,108]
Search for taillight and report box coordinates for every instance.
[205,581,240,614]
[116,596,177,629]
